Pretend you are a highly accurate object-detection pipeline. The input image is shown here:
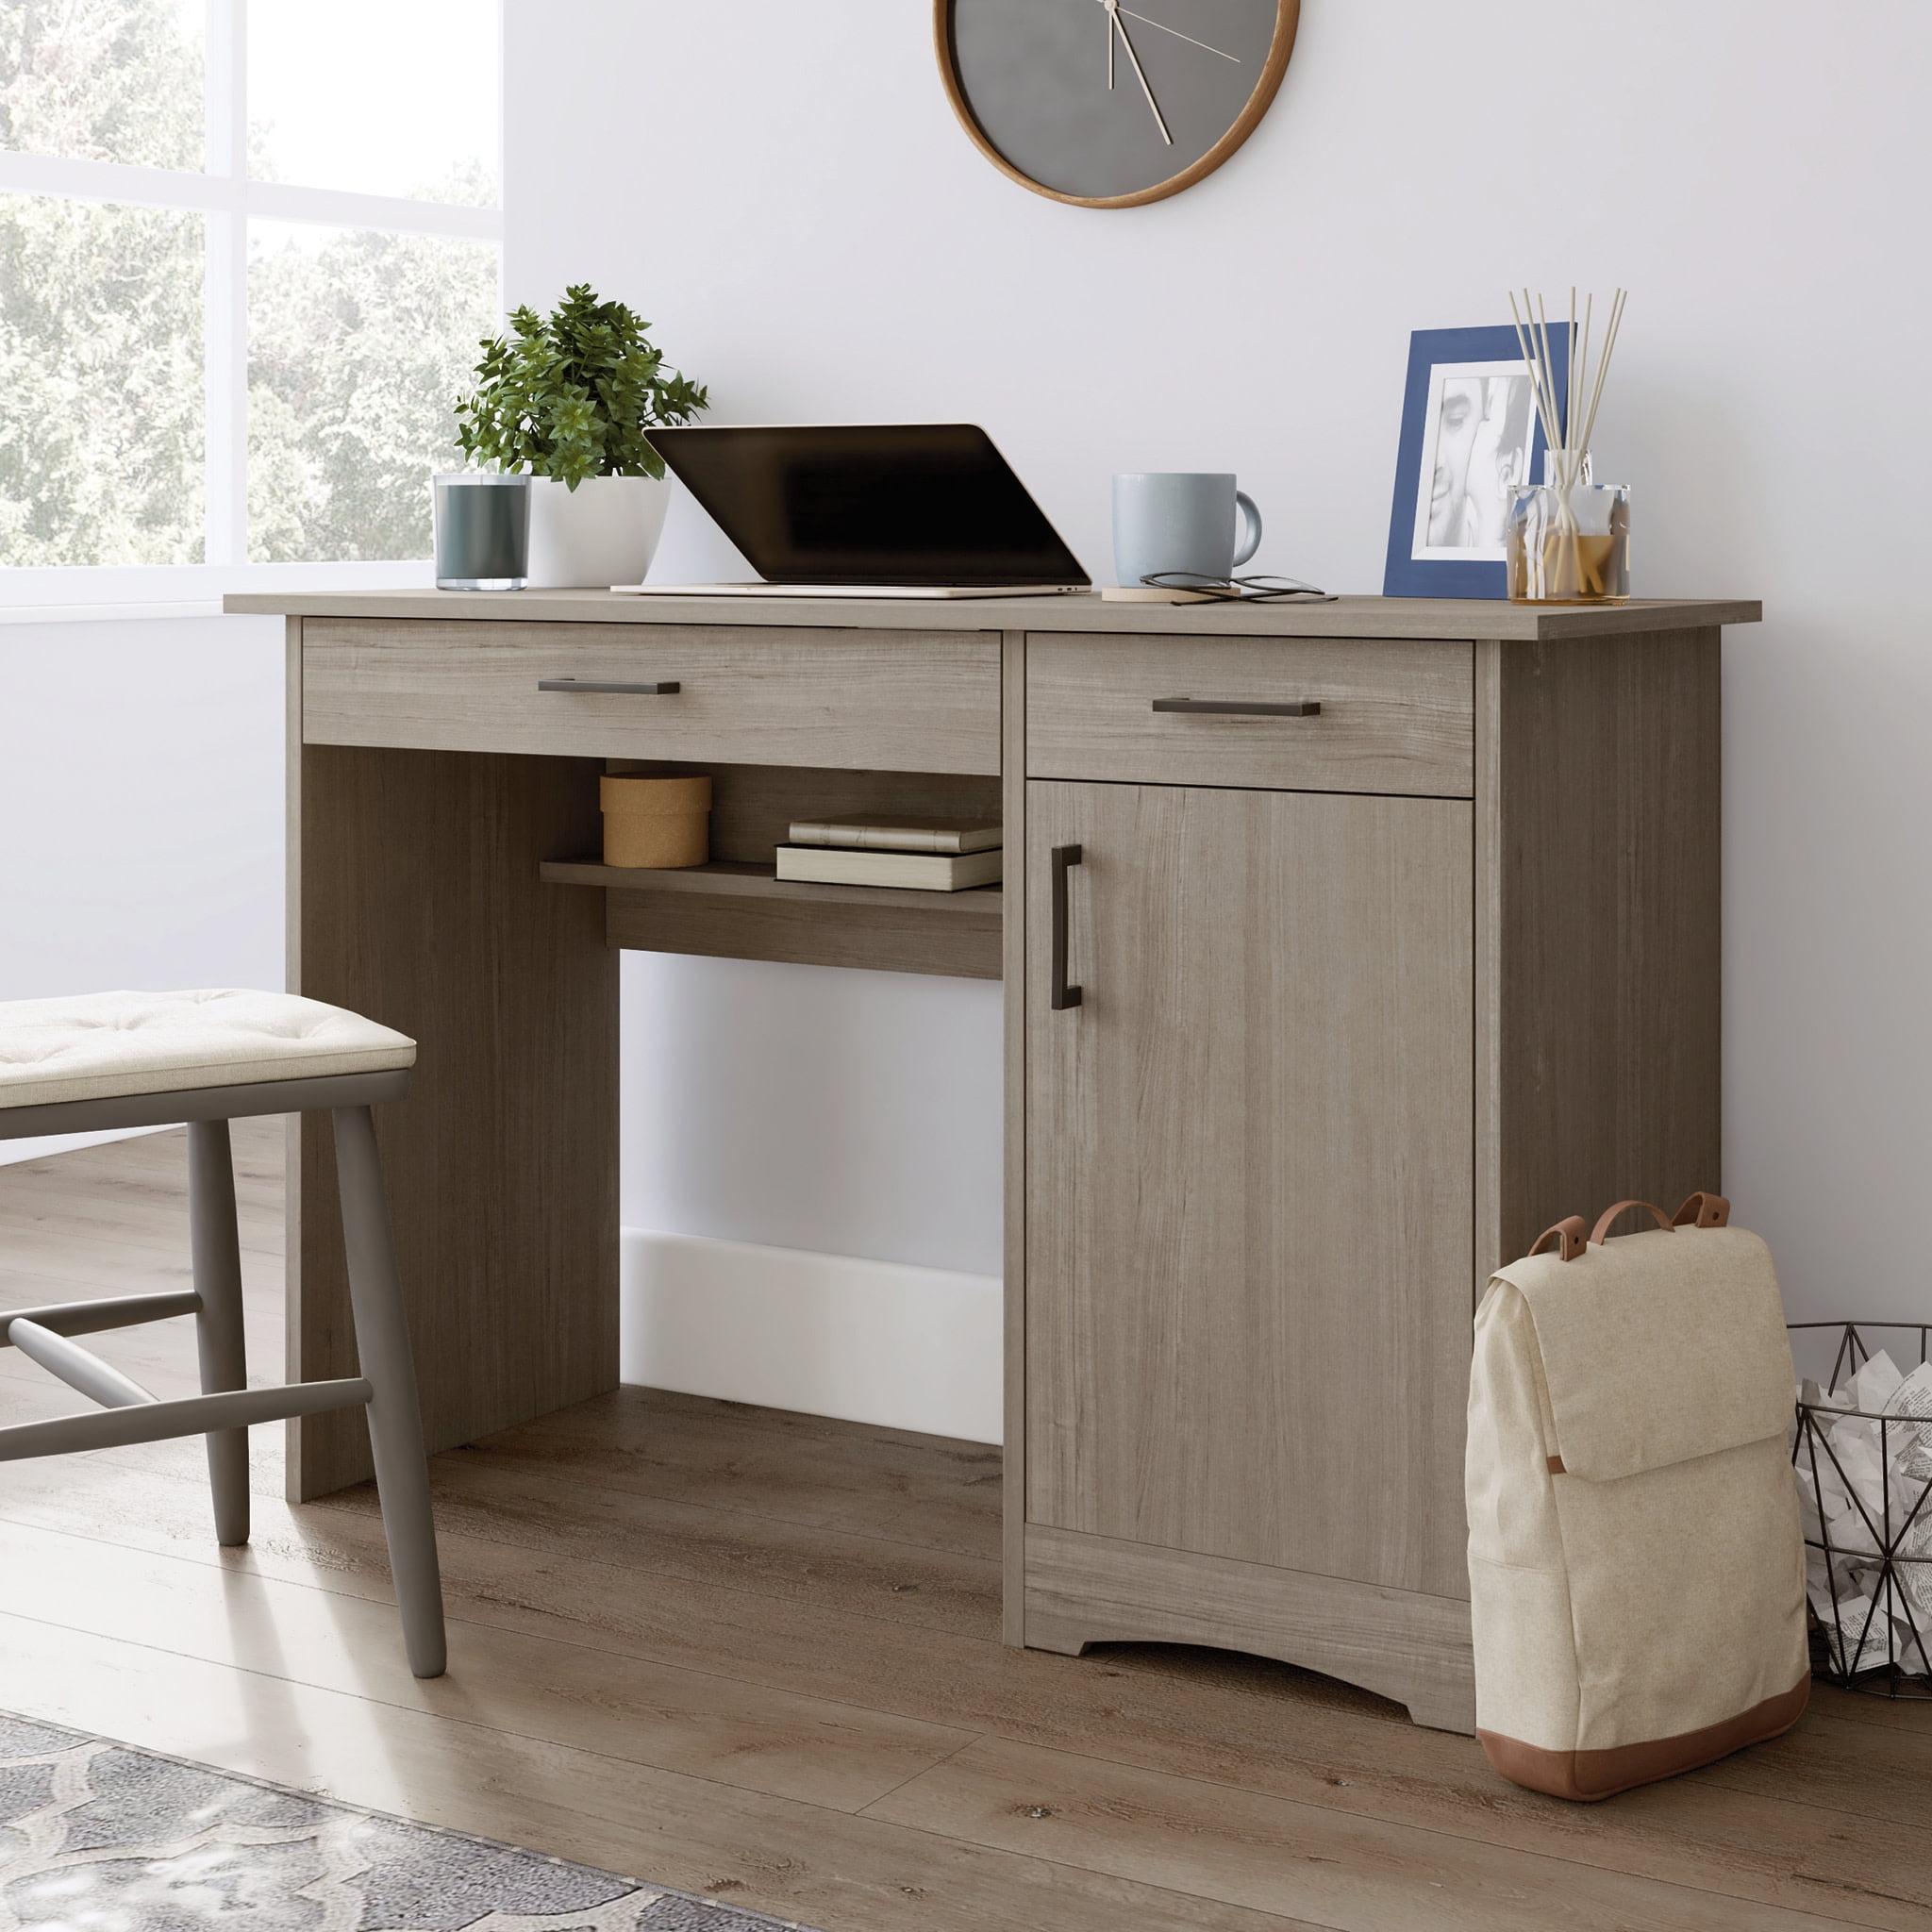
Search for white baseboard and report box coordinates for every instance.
[0,1124,173,1168]
[620,1227,1001,1444]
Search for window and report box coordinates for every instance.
[0,0,501,600]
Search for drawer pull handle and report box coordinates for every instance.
[1151,696,1321,717]
[537,677,681,695]
[1050,843,1083,1012]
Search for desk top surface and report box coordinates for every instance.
[227,588,1759,642]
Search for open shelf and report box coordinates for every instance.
[540,858,1002,980]
[541,857,1001,915]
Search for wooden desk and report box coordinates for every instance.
[230,587,1758,1730]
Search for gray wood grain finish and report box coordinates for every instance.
[1472,642,1505,1310]
[603,876,1000,980]
[258,593,1740,1717]
[289,742,617,1500]
[549,766,1007,979]
[1026,632,1474,794]
[228,586,1761,642]
[1481,626,1724,1267]
[283,617,305,1456]
[541,858,1002,918]
[999,631,1029,1647]
[301,619,1001,774]
[1024,780,1474,1601]
[1023,1524,1475,1732]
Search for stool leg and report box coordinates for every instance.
[189,1119,249,1547]
[331,1104,447,1678]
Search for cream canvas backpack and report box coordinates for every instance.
[1465,1192,1808,1800]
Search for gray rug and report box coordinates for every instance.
[0,1712,821,1931]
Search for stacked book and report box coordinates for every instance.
[776,814,1002,891]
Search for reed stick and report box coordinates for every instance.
[1566,287,1577,478]
[1577,286,1626,458]
[1507,290,1563,455]
[1510,283,1627,484]
[1574,290,1592,469]
[1534,292,1573,505]
[1505,284,1629,594]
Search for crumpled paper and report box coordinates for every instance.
[1793,1351,1932,1676]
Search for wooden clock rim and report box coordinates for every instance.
[933,0,1300,209]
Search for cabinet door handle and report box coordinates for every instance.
[537,677,681,695]
[1050,843,1083,1011]
[1151,696,1320,717]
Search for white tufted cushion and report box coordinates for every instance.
[0,989,416,1110]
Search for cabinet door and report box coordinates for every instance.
[1025,780,1474,1600]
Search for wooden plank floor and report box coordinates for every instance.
[1,1124,1928,1931]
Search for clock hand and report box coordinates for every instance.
[1087,0,1240,65]
[1117,8,1241,61]
[1105,0,1172,143]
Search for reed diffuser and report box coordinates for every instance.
[1505,287,1631,602]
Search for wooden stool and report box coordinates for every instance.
[0,989,446,1677]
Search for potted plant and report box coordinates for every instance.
[454,284,708,588]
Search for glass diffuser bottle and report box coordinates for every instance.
[1505,286,1632,603]
[1507,455,1630,602]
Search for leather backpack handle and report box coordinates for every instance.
[1528,1191,1729,1264]
[1673,1191,1730,1228]
[1528,1214,1589,1262]
[1590,1199,1674,1245]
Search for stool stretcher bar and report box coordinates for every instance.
[0,1290,202,1347]
[0,1376,375,1462]
[0,1050,443,1676]
[5,1319,157,1408]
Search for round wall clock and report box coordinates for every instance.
[935,0,1299,209]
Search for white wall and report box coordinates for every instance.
[0,615,285,1162]
[505,0,1932,1332]
[617,954,1003,1438]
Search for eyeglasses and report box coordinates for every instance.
[1140,573,1336,604]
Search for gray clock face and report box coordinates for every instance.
[946,0,1281,202]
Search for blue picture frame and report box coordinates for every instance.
[1382,324,1570,599]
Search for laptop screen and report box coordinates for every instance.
[645,424,1090,587]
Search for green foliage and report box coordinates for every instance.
[0,0,502,567]
[454,284,708,490]
[0,0,205,564]
[0,0,203,171]
[248,186,499,562]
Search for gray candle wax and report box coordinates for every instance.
[434,475,530,589]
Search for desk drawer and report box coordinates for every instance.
[302,619,1002,775]
[1026,633,1473,796]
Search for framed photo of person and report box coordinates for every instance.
[1382,324,1571,598]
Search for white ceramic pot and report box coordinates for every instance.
[524,474,671,588]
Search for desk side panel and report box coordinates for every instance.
[1490,626,1723,1263]
[285,620,305,1437]
[1001,630,1027,1646]
[288,741,617,1498]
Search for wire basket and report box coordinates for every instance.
[1789,1321,1932,1697]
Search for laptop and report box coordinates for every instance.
[619,424,1091,599]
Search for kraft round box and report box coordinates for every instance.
[599,774,711,869]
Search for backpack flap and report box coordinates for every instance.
[1493,1222,1793,1482]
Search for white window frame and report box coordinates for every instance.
[0,0,504,619]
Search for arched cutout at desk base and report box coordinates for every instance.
[1022,1524,1476,1734]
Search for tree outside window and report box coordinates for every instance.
[0,0,502,575]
